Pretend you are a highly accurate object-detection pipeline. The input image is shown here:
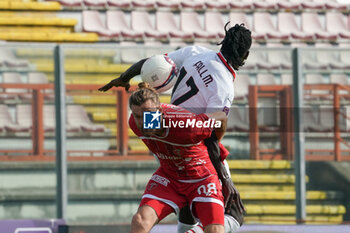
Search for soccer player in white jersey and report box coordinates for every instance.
[99,23,252,233]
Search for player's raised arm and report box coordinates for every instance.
[98,58,148,92]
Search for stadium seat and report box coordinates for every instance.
[305,74,331,100]
[180,0,205,11]
[0,48,29,67]
[301,13,337,41]
[229,0,253,10]
[277,12,314,41]
[326,12,350,39]
[253,13,289,41]
[227,106,249,132]
[131,0,156,9]
[330,74,350,97]
[251,50,279,70]
[302,50,328,70]
[323,0,347,10]
[204,12,225,39]
[67,105,106,132]
[1,72,26,100]
[180,12,217,41]
[106,11,143,41]
[83,0,107,8]
[107,0,131,8]
[256,74,277,85]
[53,0,83,8]
[300,0,324,10]
[0,104,29,133]
[229,13,264,42]
[253,0,276,10]
[155,11,193,41]
[277,0,300,10]
[131,11,168,41]
[205,0,228,10]
[281,74,293,85]
[234,74,250,100]
[82,11,119,39]
[155,0,181,10]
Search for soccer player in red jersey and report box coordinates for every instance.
[129,82,227,233]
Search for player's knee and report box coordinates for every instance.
[131,211,153,231]
[131,212,144,227]
[204,224,224,233]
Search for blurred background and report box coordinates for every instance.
[0,0,350,231]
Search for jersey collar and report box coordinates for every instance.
[217,52,236,80]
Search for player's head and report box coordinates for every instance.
[218,23,252,70]
[129,82,161,135]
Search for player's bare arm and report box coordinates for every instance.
[206,111,227,141]
[98,58,147,92]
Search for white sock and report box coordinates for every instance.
[224,214,241,233]
[184,225,204,233]
[177,221,200,233]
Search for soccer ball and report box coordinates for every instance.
[141,55,178,93]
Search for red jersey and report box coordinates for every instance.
[129,104,218,182]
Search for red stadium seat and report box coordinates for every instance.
[82,11,120,38]
[278,12,315,41]
[131,11,168,40]
[301,13,337,41]
[323,0,347,10]
[300,0,324,10]
[54,0,83,8]
[106,11,143,40]
[205,0,229,10]
[204,12,226,39]
[326,12,350,39]
[277,1,300,11]
[156,0,181,10]
[254,13,290,41]
[229,0,253,10]
[180,12,217,41]
[156,11,193,41]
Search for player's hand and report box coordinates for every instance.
[222,179,245,214]
[98,75,130,92]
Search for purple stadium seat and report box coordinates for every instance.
[131,11,168,40]
[204,12,225,39]
[278,12,314,41]
[254,13,289,41]
[82,11,120,38]
[106,11,143,40]
[67,105,106,133]
[83,0,107,8]
[234,74,251,100]
[301,13,337,41]
[180,12,217,41]
[107,0,131,8]
[156,11,193,41]
[326,12,350,39]
[0,105,29,133]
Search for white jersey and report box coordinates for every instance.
[167,45,236,115]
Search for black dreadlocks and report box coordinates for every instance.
[218,22,252,70]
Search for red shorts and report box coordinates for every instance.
[139,169,224,227]
[219,142,229,161]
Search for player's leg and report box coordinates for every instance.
[131,198,175,233]
[178,205,199,233]
[192,202,224,233]
[131,205,158,233]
